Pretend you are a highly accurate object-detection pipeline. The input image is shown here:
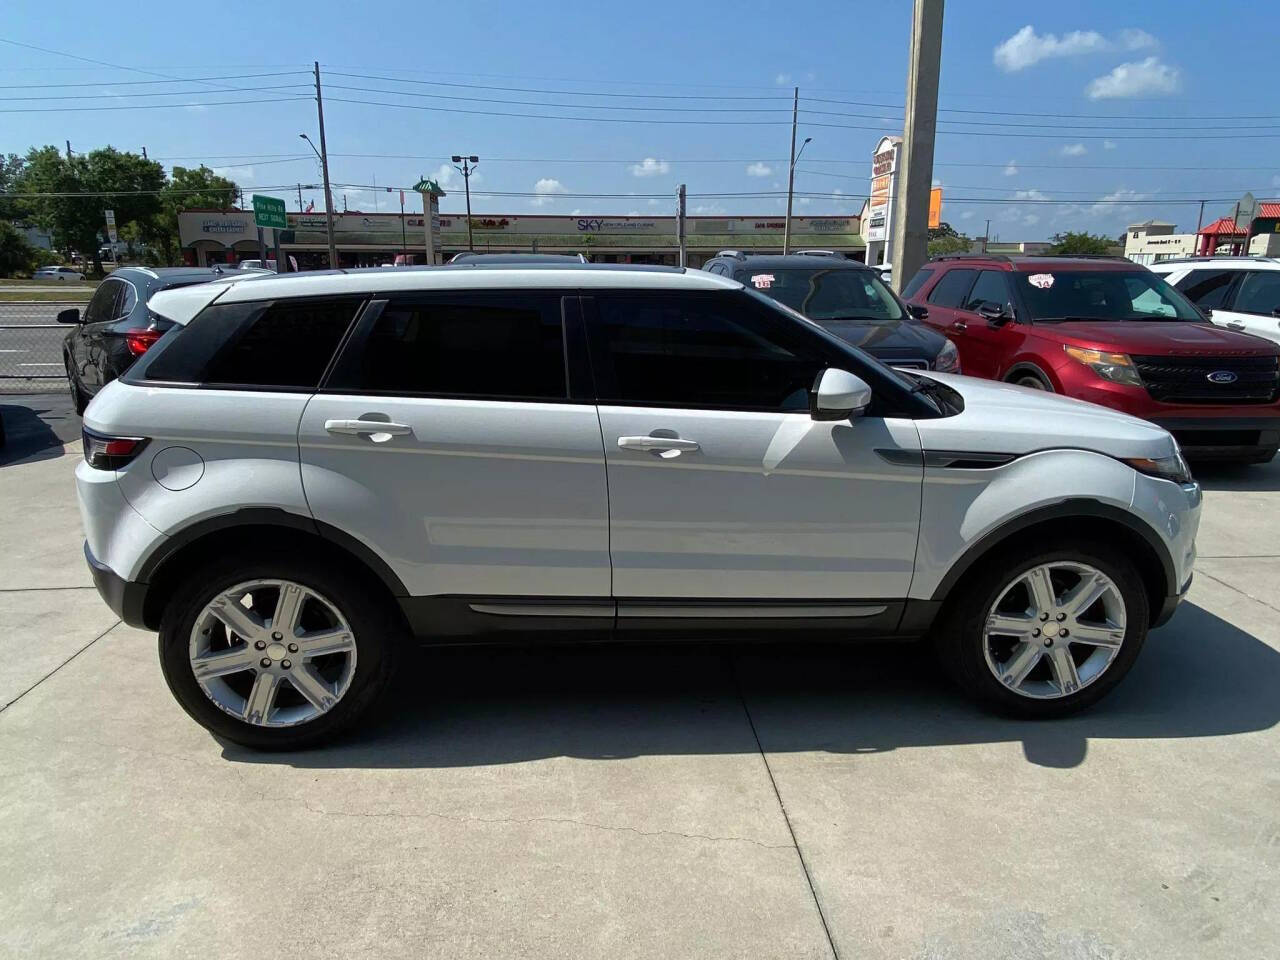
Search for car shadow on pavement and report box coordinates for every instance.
[1192,457,1280,492]
[0,398,71,467]
[222,601,1280,771]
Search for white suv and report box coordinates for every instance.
[77,265,1201,748]
[1149,256,1280,345]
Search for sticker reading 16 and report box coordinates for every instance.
[751,274,775,289]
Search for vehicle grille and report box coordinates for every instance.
[1131,354,1280,405]
[890,358,930,370]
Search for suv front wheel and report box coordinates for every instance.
[937,540,1149,717]
[159,552,401,749]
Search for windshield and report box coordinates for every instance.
[737,268,905,325]
[1015,269,1204,322]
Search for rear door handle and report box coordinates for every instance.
[617,436,700,457]
[324,418,412,438]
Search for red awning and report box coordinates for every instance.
[1258,202,1280,218]
[1198,216,1247,236]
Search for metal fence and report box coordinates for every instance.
[0,301,77,392]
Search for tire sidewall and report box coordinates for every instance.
[941,541,1149,717]
[159,552,399,749]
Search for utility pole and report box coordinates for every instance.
[65,140,72,161]
[677,184,687,267]
[982,219,990,253]
[141,146,147,160]
[1195,199,1205,255]
[399,189,407,264]
[783,87,799,254]
[451,155,479,251]
[297,184,304,212]
[313,61,338,270]
[890,0,945,290]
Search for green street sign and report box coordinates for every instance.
[412,177,446,196]
[251,194,287,230]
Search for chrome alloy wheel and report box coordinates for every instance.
[982,561,1126,699]
[188,580,358,727]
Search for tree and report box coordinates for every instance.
[928,220,970,257]
[0,220,36,277]
[17,145,164,274]
[144,165,238,264]
[0,153,26,220]
[1047,231,1114,255]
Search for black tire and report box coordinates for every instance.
[1008,370,1051,391]
[159,551,403,750]
[935,539,1149,718]
[66,359,88,415]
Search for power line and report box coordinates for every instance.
[0,70,310,89]
[323,83,791,113]
[806,94,1280,123]
[0,85,313,101]
[0,97,312,113]
[325,71,793,101]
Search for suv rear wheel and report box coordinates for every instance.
[159,552,401,749]
[937,540,1148,717]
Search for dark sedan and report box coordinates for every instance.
[702,252,959,373]
[61,267,242,413]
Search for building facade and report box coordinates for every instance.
[1123,220,1196,266]
[179,210,864,269]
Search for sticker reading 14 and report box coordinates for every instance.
[1028,273,1054,289]
[751,273,775,289]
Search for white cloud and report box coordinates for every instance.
[932,178,943,187]
[1272,174,1280,188]
[647,198,661,207]
[1014,189,1049,201]
[960,210,975,220]
[692,203,726,215]
[183,103,208,113]
[798,197,812,206]
[1022,213,1041,226]
[994,25,1107,72]
[529,178,568,207]
[1086,57,1180,99]
[1120,28,1158,51]
[1003,160,1019,176]
[994,25,1161,73]
[746,161,773,177]
[630,157,670,178]
[628,210,640,216]
[432,162,482,192]
[212,165,254,183]
[1103,140,1117,150]
[775,73,792,86]
[1061,143,1088,156]
[1089,187,1147,215]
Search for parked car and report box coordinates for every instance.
[901,254,1280,463]
[33,266,84,282]
[1147,256,1280,346]
[702,252,959,372]
[60,266,250,414]
[78,264,1200,748]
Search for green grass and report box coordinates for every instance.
[0,291,95,302]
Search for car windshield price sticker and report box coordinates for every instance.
[751,274,775,289]
[1028,273,1055,289]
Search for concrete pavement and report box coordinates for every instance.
[0,412,1277,959]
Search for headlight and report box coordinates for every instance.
[1121,449,1193,485]
[1064,345,1142,386]
[934,339,960,373]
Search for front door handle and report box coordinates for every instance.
[617,435,700,458]
[324,418,412,439]
[951,320,968,332]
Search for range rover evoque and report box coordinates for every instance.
[77,265,1201,749]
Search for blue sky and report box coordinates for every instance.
[3,0,1279,240]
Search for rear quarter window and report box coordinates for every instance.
[901,268,933,300]
[925,268,978,307]
[140,297,362,390]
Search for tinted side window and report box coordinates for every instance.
[117,281,138,319]
[83,280,120,324]
[327,294,566,400]
[1231,272,1280,316]
[962,270,1010,311]
[901,267,933,300]
[926,268,978,307]
[1175,269,1237,310]
[144,298,359,389]
[588,292,826,411]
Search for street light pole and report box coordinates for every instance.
[452,155,479,251]
[782,86,809,256]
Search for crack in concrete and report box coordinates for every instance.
[1198,569,1280,615]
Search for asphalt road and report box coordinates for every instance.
[0,302,75,385]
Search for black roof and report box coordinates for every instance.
[109,266,257,288]
[707,254,870,272]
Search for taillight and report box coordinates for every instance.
[124,328,165,356]
[82,429,149,469]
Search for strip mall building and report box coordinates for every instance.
[178,210,865,269]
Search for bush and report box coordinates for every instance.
[0,220,36,277]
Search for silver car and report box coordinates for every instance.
[76,265,1201,749]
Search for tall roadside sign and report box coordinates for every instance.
[251,195,288,271]
[413,177,447,265]
[865,136,901,269]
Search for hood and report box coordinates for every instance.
[1034,320,1278,357]
[818,318,946,358]
[914,372,1176,459]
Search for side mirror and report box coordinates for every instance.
[977,302,1012,326]
[56,308,81,325]
[908,304,929,320]
[811,368,872,421]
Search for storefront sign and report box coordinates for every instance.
[867,137,900,244]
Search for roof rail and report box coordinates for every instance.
[794,249,846,258]
[929,253,1012,263]
[1154,255,1279,264]
[1037,253,1128,260]
[715,249,748,259]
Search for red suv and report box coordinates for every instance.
[902,255,1280,462]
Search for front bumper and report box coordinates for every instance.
[84,541,150,629]
[1153,573,1191,627]
[1149,417,1279,462]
